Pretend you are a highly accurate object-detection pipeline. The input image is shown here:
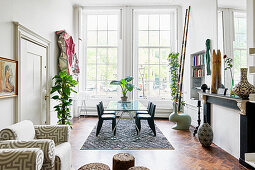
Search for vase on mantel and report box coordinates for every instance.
[233,68,255,99]
[230,79,235,97]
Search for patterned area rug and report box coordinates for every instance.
[81,119,174,150]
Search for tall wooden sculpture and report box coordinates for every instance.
[211,50,222,93]
[169,6,191,130]
[211,50,217,93]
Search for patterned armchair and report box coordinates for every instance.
[0,120,71,170]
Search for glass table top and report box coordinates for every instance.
[106,100,147,111]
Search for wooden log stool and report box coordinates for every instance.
[113,153,135,170]
[78,163,110,170]
[128,166,150,170]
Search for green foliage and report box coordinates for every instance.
[110,76,135,97]
[167,53,185,107]
[224,56,234,81]
[50,71,78,125]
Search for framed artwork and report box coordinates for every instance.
[0,57,18,98]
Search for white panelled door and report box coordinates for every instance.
[20,39,47,125]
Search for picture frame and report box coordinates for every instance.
[217,88,228,95]
[0,57,18,98]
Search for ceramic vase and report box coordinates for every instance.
[233,68,255,99]
[198,123,213,147]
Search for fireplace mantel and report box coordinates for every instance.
[198,92,255,169]
[199,92,248,115]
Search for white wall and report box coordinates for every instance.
[211,105,240,158]
[183,0,218,126]
[0,0,75,128]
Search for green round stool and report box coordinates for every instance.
[78,163,110,170]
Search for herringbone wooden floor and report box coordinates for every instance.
[70,117,247,170]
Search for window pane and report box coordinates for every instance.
[86,81,97,93]
[138,48,149,64]
[87,48,97,63]
[150,48,160,64]
[97,65,107,81]
[108,48,117,64]
[240,50,247,67]
[149,81,160,96]
[97,48,107,64]
[139,31,148,46]
[98,15,107,30]
[87,65,96,80]
[139,15,148,30]
[149,15,159,30]
[160,15,170,30]
[160,31,170,46]
[87,15,97,30]
[138,81,149,98]
[108,31,117,46]
[108,15,118,30]
[149,31,159,46]
[160,65,168,81]
[98,31,107,46]
[108,65,117,80]
[149,65,160,81]
[160,48,170,64]
[87,31,97,46]
[138,65,149,82]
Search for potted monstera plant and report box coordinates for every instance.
[110,76,135,101]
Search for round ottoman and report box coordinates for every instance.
[128,166,150,170]
[113,153,135,170]
[78,163,110,170]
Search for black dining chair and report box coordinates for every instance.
[136,101,152,116]
[96,104,116,136]
[135,104,156,136]
[99,101,116,115]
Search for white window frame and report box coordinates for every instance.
[132,8,178,101]
[82,8,123,100]
[79,6,181,112]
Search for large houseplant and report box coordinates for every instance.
[168,52,185,109]
[110,76,134,101]
[51,71,78,125]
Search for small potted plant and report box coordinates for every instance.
[110,76,135,101]
[223,55,234,96]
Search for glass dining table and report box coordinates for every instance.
[106,100,147,138]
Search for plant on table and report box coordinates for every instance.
[110,76,135,101]
[51,71,78,125]
[167,52,185,110]
[223,55,234,96]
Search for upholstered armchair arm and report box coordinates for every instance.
[0,139,55,164]
[34,125,70,145]
[0,148,44,170]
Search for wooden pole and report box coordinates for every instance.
[178,6,191,112]
[175,9,188,105]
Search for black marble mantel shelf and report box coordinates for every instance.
[198,92,255,169]
[198,92,248,115]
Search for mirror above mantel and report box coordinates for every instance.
[217,0,248,92]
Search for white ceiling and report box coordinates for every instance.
[218,0,246,10]
[73,0,187,6]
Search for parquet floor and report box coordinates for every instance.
[70,117,247,170]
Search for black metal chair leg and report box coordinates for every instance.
[96,119,103,136]
[148,119,156,136]
[112,119,116,135]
